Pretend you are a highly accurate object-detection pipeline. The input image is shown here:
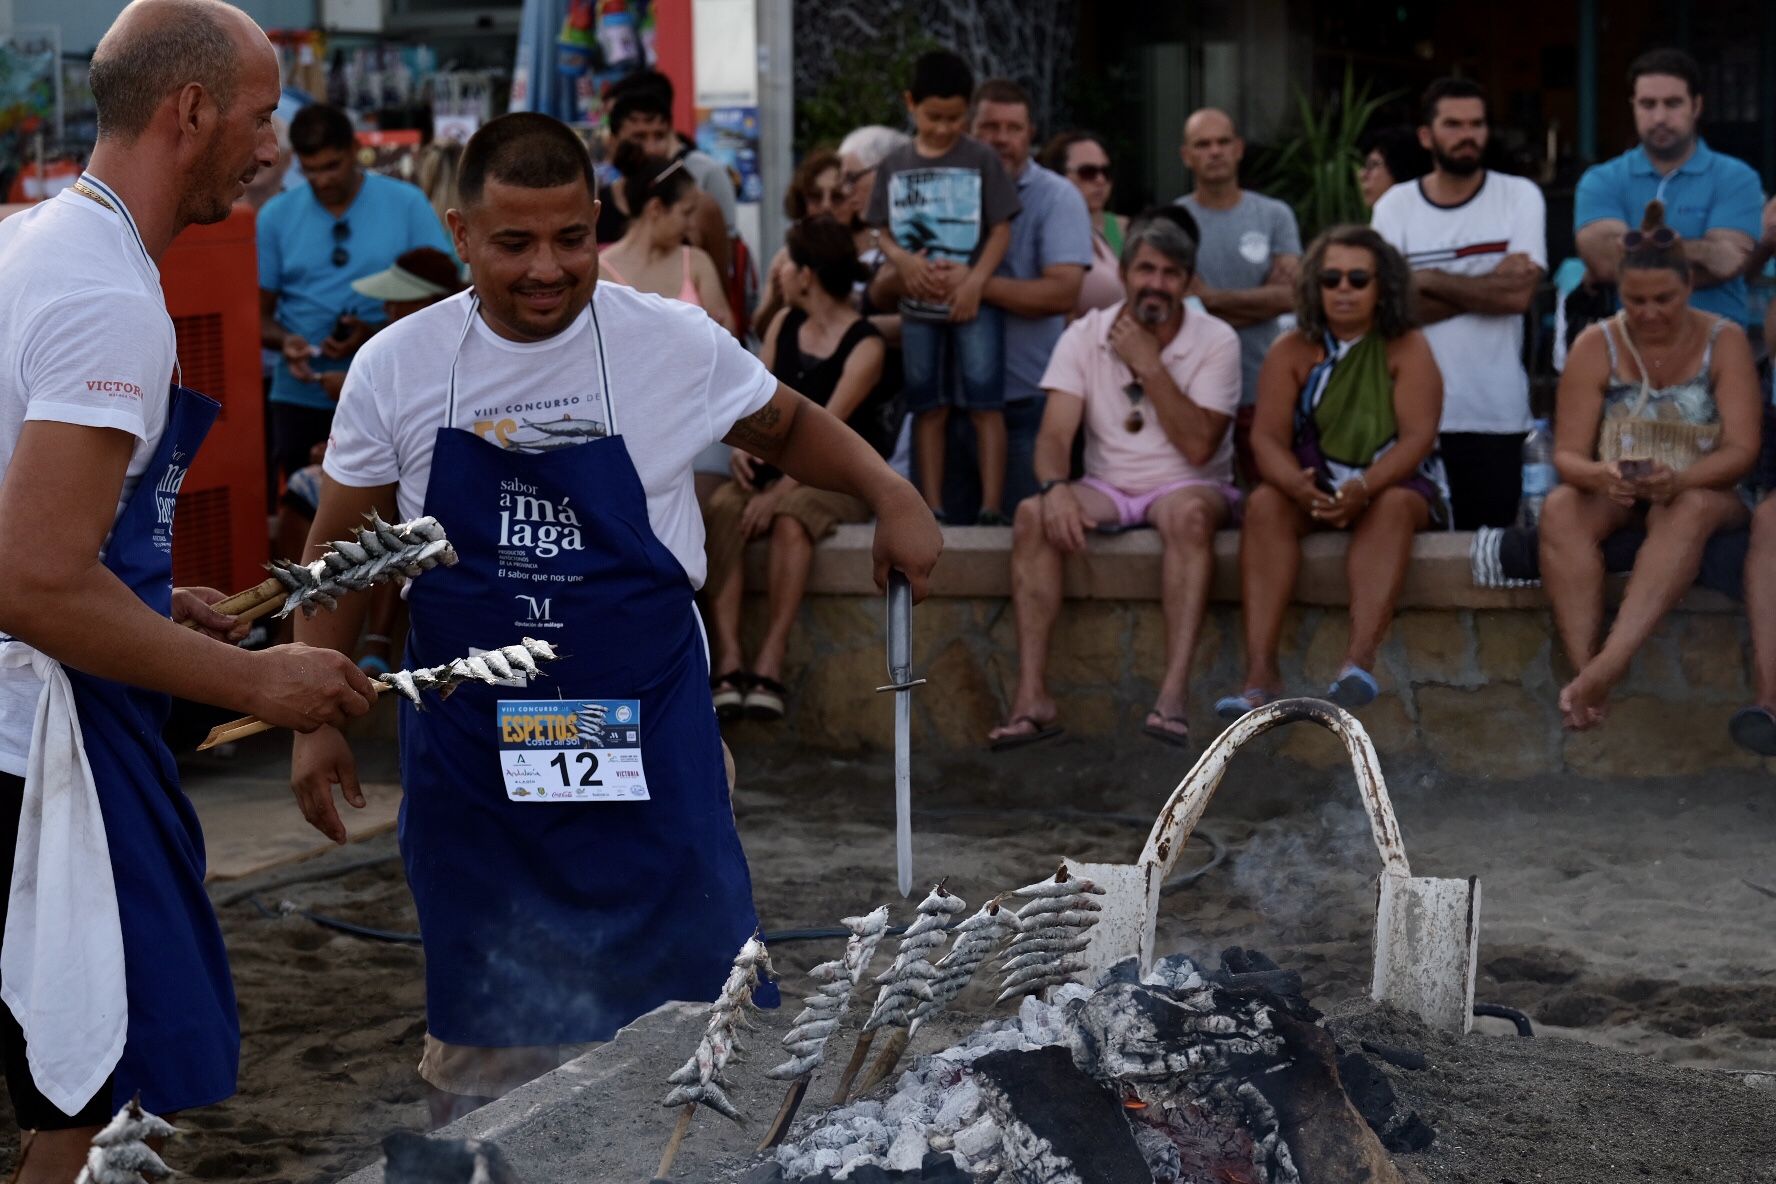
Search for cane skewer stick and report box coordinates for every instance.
[651,1105,696,1182]
[856,894,1018,1094]
[834,881,964,1104]
[182,513,456,629]
[758,906,890,1150]
[654,935,772,1179]
[195,638,562,750]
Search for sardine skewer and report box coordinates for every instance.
[76,1093,177,1184]
[183,512,457,630]
[655,935,772,1179]
[195,638,562,751]
[757,906,890,1150]
[993,863,1106,1005]
[831,882,964,1104]
[856,894,1020,1094]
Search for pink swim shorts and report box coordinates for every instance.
[1075,475,1241,528]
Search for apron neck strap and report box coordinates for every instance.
[447,294,617,434]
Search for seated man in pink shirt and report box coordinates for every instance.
[988,217,1241,751]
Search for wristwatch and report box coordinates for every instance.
[1037,479,1065,496]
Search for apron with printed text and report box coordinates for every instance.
[398,298,775,1046]
[65,380,239,1112]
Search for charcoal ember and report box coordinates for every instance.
[1128,1095,1269,1184]
[1067,981,1283,1082]
[1250,1012,1404,1184]
[786,1150,972,1183]
[380,1132,518,1183]
[972,1045,1151,1184]
[1358,1040,1426,1072]
[1213,947,1317,1020]
[1336,1051,1434,1153]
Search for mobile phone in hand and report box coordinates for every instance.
[1618,458,1654,481]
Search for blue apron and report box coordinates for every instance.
[398,298,776,1047]
[66,380,239,1112]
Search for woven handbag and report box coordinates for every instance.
[1596,313,1720,472]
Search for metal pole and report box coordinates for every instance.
[1577,0,1598,163]
[756,0,793,268]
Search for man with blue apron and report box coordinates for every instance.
[0,4,377,1175]
[294,112,942,1121]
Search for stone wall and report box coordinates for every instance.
[726,529,1770,779]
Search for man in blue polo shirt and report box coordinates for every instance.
[1574,48,1762,325]
[258,103,452,486]
[938,77,1091,521]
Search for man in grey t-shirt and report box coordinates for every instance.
[1175,108,1301,409]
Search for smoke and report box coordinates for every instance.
[1224,801,1378,941]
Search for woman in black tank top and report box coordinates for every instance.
[702,217,892,721]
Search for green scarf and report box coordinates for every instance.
[1102,213,1124,255]
[1313,334,1396,466]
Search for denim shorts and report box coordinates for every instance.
[900,306,1005,415]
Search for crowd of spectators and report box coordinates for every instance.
[251,42,1776,760]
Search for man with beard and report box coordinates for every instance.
[1575,49,1761,326]
[0,1,376,1174]
[258,103,453,489]
[986,217,1239,752]
[291,112,941,1124]
[1372,77,1545,530]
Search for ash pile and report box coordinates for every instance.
[771,949,1431,1184]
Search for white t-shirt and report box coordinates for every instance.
[0,180,179,776]
[1371,172,1547,434]
[324,283,777,588]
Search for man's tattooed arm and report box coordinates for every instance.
[723,388,795,460]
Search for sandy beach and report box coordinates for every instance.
[7,725,1774,1181]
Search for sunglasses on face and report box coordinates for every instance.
[809,187,842,206]
[1622,226,1677,250]
[1070,164,1112,182]
[331,219,351,268]
[1318,268,1371,290]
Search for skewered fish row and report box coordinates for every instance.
[266,512,457,618]
[768,906,890,1081]
[993,864,1106,1005]
[662,934,773,1123]
[77,1095,176,1184]
[862,883,966,1034]
[908,895,1019,1033]
[379,638,561,708]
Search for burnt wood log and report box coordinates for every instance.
[972,1046,1152,1184]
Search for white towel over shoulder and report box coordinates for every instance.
[0,640,126,1115]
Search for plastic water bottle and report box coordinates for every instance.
[1518,418,1557,527]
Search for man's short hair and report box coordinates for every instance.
[909,50,974,104]
[1120,216,1197,276]
[608,87,673,135]
[458,113,595,206]
[289,104,356,156]
[1628,48,1703,98]
[89,0,238,143]
[1420,77,1487,127]
[973,78,1033,117]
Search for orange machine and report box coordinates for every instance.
[161,205,269,597]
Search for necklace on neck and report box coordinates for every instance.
[71,179,116,213]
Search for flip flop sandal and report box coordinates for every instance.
[1214,688,1272,721]
[988,715,1065,752]
[710,671,747,721]
[1328,665,1380,709]
[1142,714,1191,749]
[358,654,392,677]
[1729,705,1776,756]
[743,675,788,721]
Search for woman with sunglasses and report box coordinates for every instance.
[1217,225,1447,718]
[1041,131,1128,317]
[751,150,846,337]
[1541,201,1761,732]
